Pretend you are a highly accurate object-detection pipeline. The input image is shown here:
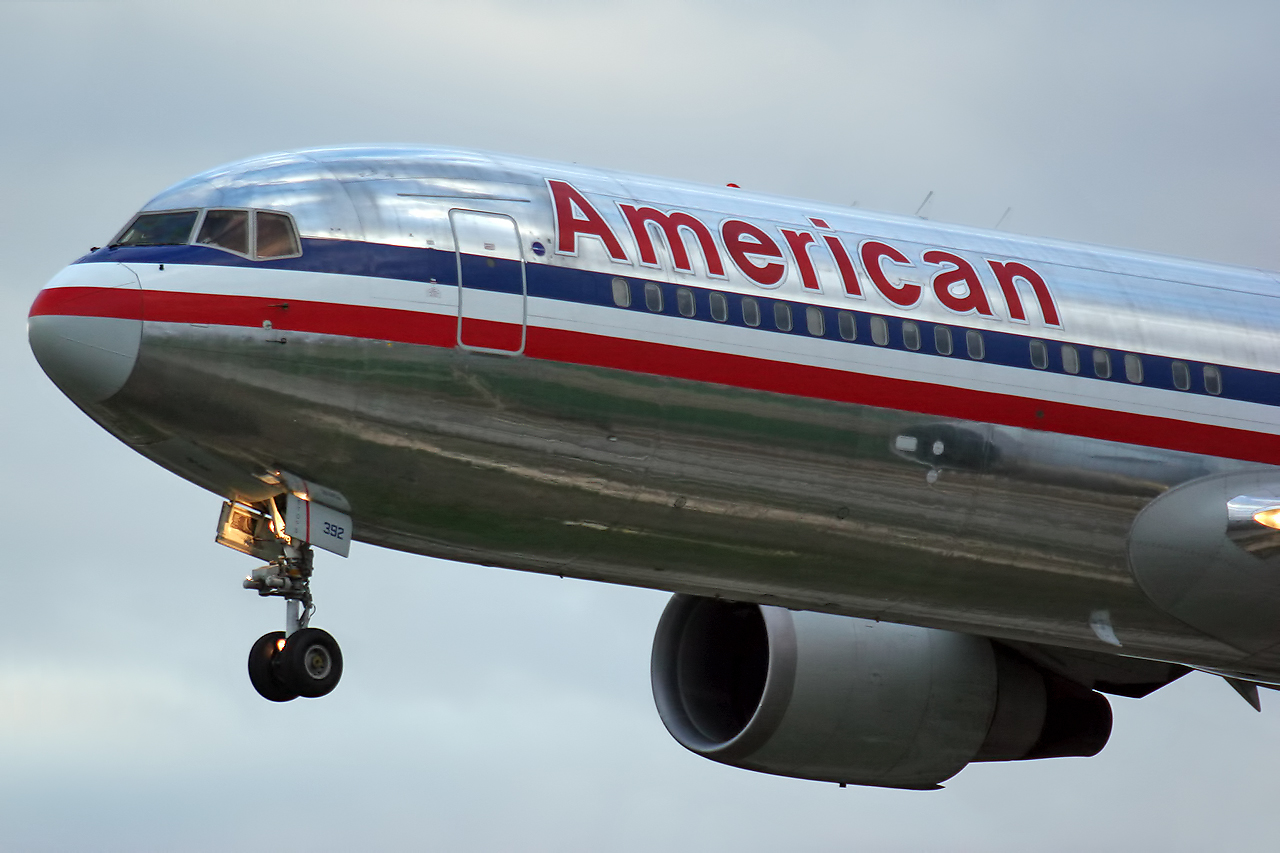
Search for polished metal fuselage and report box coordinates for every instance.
[42,146,1280,683]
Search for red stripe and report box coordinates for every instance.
[527,326,1280,463]
[143,291,457,348]
[460,316,524,351]
[37,287,1280,465]
[29,286,143,320]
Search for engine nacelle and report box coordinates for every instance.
[1129,470,1280,655]
[650,595,1112,789]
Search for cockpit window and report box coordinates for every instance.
[197,209,250,255]
[113,210,199,247]
[255,211,301,259]
[110,206,301,260]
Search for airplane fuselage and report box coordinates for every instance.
[28,145,1280,688]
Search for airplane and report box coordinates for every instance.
[26,145,1280,790]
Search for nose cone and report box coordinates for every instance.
[28,262,143,404]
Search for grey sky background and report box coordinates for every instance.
[2,1,1280,850]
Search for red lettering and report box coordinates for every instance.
[721,220,786,286]
[988,260,1060,326]
[860,241,921,307]
[923,251,994,317]
[781,230,821,290]
[548,180,628,261]
[619,205,725,277]
[822,235,862,297]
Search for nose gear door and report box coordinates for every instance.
[451,210,526,354]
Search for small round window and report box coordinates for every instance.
[611,277,632,308]
[774,302,793,332]
[902,321,921,351]
[837,311,856,341]
[1172,361,1190,391]
[1029,340,1048,369]
[934,326,953,355]
[1204,365,1222,395]
[1093,349,1112,379]
[676,288,696,318]
[644,282,663,312]
[709,292,728,322]
[1061,344,1080,375]
[870,316,889,346]
[1124,353,1143,384]
[966,329,984,360]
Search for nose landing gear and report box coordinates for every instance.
[217,488,352,702]
[242,543,345,701]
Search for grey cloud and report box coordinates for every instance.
[2,2,1279,850]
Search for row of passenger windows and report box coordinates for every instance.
[112,208,302,260]
[612,277,1224,396]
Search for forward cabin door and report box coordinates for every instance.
[451,210,526,354]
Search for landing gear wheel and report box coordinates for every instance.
[279,627,343,698]
[248,631,299,702]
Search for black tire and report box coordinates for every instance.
[279,627,343,698]
[248,631,299,702]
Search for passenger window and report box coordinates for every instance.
[198,209,250,255]
[1172,360,1190,391]
[837,311,856,341]
[676,287,696,317]
[805,306,825,336]
[709,291,728,322]
[1061,344,1080,375]
[934,325,953,355]
[966,329,984,360]
[645,282,663,312]
[902,320,921,351]
[611,277,631,308]
[742,296,761,327]
[774,302,793,331]
[1093,349,1112,379]
[113,210,199,247]
[1124,353,1143,384]
[1204,365,1222,395]
[255,211,301,259]
[870,316,889,346]
[1029,340,1048,369]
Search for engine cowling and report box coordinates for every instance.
[1128,470,1280,656]
[650,595,1112,789]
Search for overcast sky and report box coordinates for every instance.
[3,2,1280,850]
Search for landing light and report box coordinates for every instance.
[1227,495,1280,530]
[1226,495,1280,556]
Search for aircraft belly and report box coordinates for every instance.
[110,322,1249,671]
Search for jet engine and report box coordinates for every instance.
[650,595,1112,789]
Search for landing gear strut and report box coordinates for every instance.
[242,542,344,701]
[217,489,351,703]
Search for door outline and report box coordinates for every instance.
[450,209,527,355]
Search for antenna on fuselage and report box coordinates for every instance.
[995,206,1013,230]
[914,190,934,219]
